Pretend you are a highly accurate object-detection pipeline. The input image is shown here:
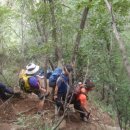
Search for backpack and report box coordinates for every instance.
[49,67,62,87]
[19,69,36,93]
[67,83,83,103]
[72,82,85,95]
[74,79,95,94]
[46,69,52,79]
[69,81,95,103]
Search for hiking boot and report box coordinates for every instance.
[86,112,90,119]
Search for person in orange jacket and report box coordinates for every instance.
[72,79,95,121]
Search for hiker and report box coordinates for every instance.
[53,64,73,112]
[49,67,62,100]
[19,63,49,113]
[0,82,14,100]
[71,79,95,121]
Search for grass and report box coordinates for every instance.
[89,92,116,119]
[14,114,54,130]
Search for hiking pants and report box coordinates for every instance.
[74,100,85,119]
[55,93,66,110]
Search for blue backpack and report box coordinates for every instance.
[49,67,62,87]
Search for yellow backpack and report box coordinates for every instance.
[19,69,31,92]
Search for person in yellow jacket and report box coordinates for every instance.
[19,63,49,114]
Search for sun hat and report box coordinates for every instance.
[25,63,40,75]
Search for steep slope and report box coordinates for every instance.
[0,94,120,130]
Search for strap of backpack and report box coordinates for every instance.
[57,75,69,87]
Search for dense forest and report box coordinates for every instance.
[0,0,130,130]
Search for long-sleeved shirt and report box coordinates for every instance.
[0,83,14,99]
[56,73,69,94]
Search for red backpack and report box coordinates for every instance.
[73,79,95,95]
[72,82,84,95]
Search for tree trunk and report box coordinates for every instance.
[71,0,92,81]
[104,0,130,79]
[43,56,48,89]
[101,83,105,100]
[71,6,90,63]
[35,19,44,43]
[29,0,46,44]
[48,0,62,67]
[21,0,25,58]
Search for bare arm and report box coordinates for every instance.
[37,79,46,93]
[53,85,58,100]
[54,85,58,96]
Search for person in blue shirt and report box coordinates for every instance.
[0,83,14,100]
[54,64,73,111]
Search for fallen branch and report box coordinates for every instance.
[52,109,67,130]
[0,95,14,109]
[17,107,36,115]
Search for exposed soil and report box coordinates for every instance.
[0,94,119,130]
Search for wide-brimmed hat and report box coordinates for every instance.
[25,63,40,75]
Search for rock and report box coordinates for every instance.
[59,119,66,130]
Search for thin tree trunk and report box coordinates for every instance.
[49,59,55,70]
[106,90,110,106]
[104,0,130,79]
[21,0,25,58]
[43,56,48,90]
[48,0,57,43]
[35,19,44,43]
[71,0,92,81]
[71,0,92,63]
[48,0,62,67]
[37,0,48,44]
[29,0,45,44]
[113,90,123,130]
[101,83,105,100]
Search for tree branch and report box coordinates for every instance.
[104,0,130,79]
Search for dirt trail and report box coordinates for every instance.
[0,94,119,130]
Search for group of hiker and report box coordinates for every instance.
[0,63,95,122]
